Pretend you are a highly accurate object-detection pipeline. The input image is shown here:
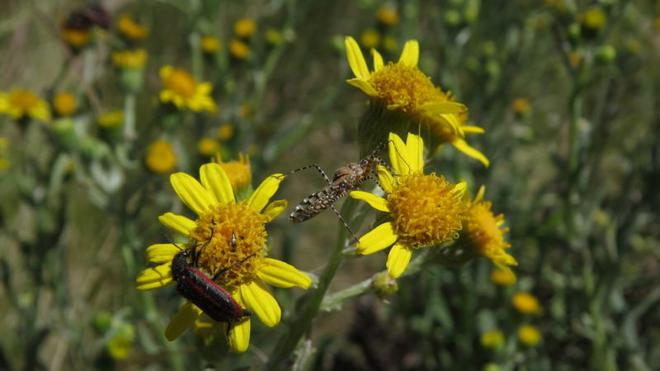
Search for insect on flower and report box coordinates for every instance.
[63,4,111,30]
[289,141,396,239]
[170,232,252,329]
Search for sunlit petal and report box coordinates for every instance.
[146,243,179,264]
[247,173,285,213]
[170,173,217,216]
[399,40,419,67]
[344,36,371,80]
[386,243,413,278]
[165,302,201,340]
[158,212,196,236]
[357,222,398,255]
[451,138,490,168]
[257,258,312,288]
[200,163,235,204]
[349,191,389,212]
[136,263,173,290]
[239,281,281,327]
[227,319,250,353]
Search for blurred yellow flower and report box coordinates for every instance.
[145,139,177,174]
[112,49,148,69]
[61,26,90,48]
[350,133,468,278]
[580,7,606,32]
[377,6,400,27]
[229,39,250,60]
[217,122,235,141]
[106,323,135,360]
[201,36,221,53]
[197,137,220,157]
[512,98,531,116]
[344,36,488,166]
[97,110,124,128]
[117,14,148,40]
[53,91,77,117]
[234,17,257,38]
[360,29,380,49]
[382,35,399,53]
[490,268,517,286]
[159,66,216,112]
[481,329,504,349]
[517,324,541,347]
[239,102,252,118]
[512,292,542,315]
[136,164,310,352]
[463,186,517,274]
[0,89,51,122]
[265,28,284,46]
[214,153,252,191]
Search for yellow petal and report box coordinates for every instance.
[257,258,312,288]
[349,190,389,212]
[451,138,490,168]
[475,185,486,203]
[165,302,201,340]
[344,36,370,80]
[227,319,251,352]
[347,78,379,97]
[135,263,173,290]
[262,200,288,222]
[405,133,425,174]
[146,243,179,264]
[170,172,217,216]
[158,212,196,236]
[398,40,419,67]
[377,165,395,193]
[200,163,235,204]
[386,243,413,278]
[159,65,173,81]
[462,125,485,134]
[420,101,467,115]
[371,49,384,71]
[388,132,409,176]
[357,222,398,255]
[247,173,285,213]
[239,281,281,327]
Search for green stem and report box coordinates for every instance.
[265,199,357,369]
[123,94,137,141]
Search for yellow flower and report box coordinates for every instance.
[265,28,284,46]
[344,36,488,166]
[197,137,220,157]
[511,98,531,117]
[490,268,516,286]
[360,29,380,49]
[517,325,541,347]
[117,14,148,40]
[0,89,51,122]
[159,66,216,112]
[106,323,135,360]
[145,139,177,174]
[112,49,148,69]
[201,36,221,53]
[463,186,517,273]
[135,164,311,352]
[350,132,468,278]
[97,110,124,128]
[53,91,77,117]
[234,18,256,38]
[377,6,400,27]
[217,122,235,141]
[580,7,606,32]
[481,329,504,349]
[214,153,252,192]
[229,39,250,60]
[239,102,252,118]
[512,292,542,315]
[61,26,91,48]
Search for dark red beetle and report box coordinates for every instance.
[170,234,252,326]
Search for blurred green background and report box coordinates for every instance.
[0,0,658,370]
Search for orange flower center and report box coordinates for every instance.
[464,202,511,259]
[387,173,467,248]
[369,63,451,113]
[164,69,197,98]
[10,90,39,111]
[190,203,267,289]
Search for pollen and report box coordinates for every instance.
[190,203,268,289]
[387,174,467,248]
[163,68,197,98]
[369,63,450,113]
[464,202,510,258]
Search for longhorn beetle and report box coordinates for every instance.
[170,232,253,328]
[288,141,397,240]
